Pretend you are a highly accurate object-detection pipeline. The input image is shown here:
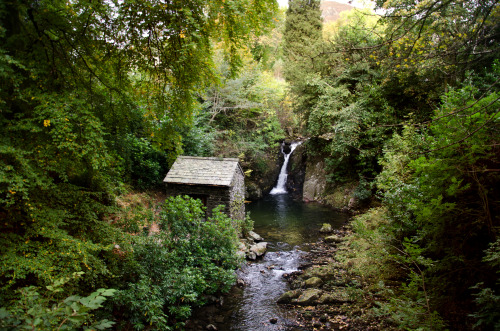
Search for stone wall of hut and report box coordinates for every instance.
[229,169,245,221]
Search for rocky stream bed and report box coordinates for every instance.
[187,224,393,331]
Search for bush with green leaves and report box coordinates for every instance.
[180,111,217,157]
[356,68,500,328]
[114,196,241,330]
[121,134,169,190]
[470,239,500,330]
[0,272,115,330]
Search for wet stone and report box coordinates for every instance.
[249,242,268,257]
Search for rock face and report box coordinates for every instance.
[245,148,282,199]
[282,141,292,154]
[303,157,327,202]
[321,1,353,23]
[286,142,307,200]
[323,182,358,211]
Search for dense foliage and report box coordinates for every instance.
[0,0,277,328]
[185,12,289,186]
[0,272,116,330]
[284,0,499,329]
[283,0,323,116]
[3,0,498,328]
[113,196,242,330]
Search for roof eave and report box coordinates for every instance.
[164,181,230,188]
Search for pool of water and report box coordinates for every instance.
[249,194,347,249]
[216,194,348,330]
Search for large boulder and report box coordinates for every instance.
[304,277,323,288]
[303,159,327,202]
[249,242,268,257]
[277,289,301,304]
[295,289,323,305]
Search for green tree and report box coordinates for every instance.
[0,0,277,316]
[283,0,323,116]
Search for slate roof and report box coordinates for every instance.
[163,156,242,187]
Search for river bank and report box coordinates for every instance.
[277,225,395,330]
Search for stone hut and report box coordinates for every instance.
[163,156,245,220]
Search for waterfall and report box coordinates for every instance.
[270,141,302,195]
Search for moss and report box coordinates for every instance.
[324,181,359,209]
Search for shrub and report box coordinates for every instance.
[114,196,241,330]
[471,239,500,330]
[0,272,115,330]
[122,134,168,190]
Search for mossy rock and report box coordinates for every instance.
[324,235,343,244]
[319,223,333,233]
[304,266,335,280]
[317,290,351,304]
[295,289,323,305]
[304,277,323,288]
[277,289,301,304]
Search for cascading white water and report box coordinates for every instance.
[270,141,302,195]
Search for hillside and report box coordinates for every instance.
[320,1,353,22]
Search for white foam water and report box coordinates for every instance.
[270,142,302,195]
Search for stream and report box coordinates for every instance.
[217,195,348,330]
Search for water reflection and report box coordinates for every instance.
[248,194,347,248]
